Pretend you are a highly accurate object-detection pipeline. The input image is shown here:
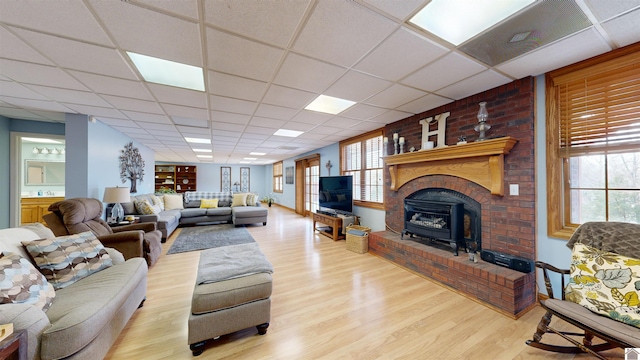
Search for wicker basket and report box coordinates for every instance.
[346,225,371,254]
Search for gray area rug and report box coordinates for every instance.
[167,224,256,255]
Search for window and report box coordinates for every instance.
[546,44,640,239]
[273,161,283,193]
[340,129,384,210]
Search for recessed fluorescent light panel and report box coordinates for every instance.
[244,157,257,161]
[274,129,304,137]
[196,155,212,159]
[185,137,211,144]
[250,152,266,156]
[127,51,205,91]
[192,148,212,152]
[239,161,251,164]
[305,94,356,115]
[410,0,535,46]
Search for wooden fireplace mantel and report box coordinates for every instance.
[383,136,518,196]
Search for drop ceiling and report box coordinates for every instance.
[0,0,638,164]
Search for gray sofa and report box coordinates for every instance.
[119,191,267,241]
[0,223,147,360]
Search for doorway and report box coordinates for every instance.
[295,154,320,217]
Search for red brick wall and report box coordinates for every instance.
[383,77,535,259]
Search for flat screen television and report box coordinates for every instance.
[318,175,353,214]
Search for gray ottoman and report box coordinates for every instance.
[232,206,268,226]
[188,248,272,356]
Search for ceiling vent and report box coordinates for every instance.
[279,146,299,151]
[459,0,592,66]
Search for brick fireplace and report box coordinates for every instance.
[369,77,537,318]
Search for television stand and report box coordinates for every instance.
[313,212,344,241]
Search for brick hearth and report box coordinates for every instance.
[368,231,537,318]
[377,77,537,317]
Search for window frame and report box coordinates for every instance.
[339,128,385,210]
[273,161,283,193]
[546,43,640,239]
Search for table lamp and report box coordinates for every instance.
[103,187,130,223]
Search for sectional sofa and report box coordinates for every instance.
[115,191,268,241]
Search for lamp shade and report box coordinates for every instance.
[103,187,130,204]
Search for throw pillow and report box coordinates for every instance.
[134,199,157,215]
[246,193,258,206]
[231,193,248,207]
[151,195,165,211]
[163,194,184,210]
[565,243,640,328]
[0,252,56,311]
[200,198,219,209]
[22,231,113,290]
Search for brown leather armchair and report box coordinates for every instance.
[43,197,162,267]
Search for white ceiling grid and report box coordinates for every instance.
[0,0,639,164]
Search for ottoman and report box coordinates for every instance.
[188,246,273,356]
[232,206,268,226]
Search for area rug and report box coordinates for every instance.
[167,224,256,255]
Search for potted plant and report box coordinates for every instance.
[262,194,276,207]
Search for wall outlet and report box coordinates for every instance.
[509,184,519,196]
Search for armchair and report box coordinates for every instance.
[43,197,162,267]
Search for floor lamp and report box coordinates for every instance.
[103,187,130,223]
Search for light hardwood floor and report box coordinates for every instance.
[105,206,624,360]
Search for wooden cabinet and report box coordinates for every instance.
[312,212,345,241]
[21,196,64,225]
[154,165,197,193]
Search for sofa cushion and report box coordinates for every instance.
[232,206,268,218]
[41,258,147,360]
[206,208,232,216]
[200,198,219,208]
[134,199,158,215]
[181,208,207,218]
[0,252,56,311]
[22,231,113,290]
[231,193,248,207]
[121,201,136,215]
[164,194,184,210]
[565,243,640,328]
[0,223,54,259]
[246,193,259,206]
[152,195,165,211]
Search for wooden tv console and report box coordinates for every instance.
[313,212,358,241]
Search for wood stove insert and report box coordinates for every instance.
[402,199,465,255]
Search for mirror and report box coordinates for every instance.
[25,160,65,185]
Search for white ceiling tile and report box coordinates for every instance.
[369,110,412,124]
[90,1,202,66]
[355,27,449,81]
[0,1,113,45]
[249,117,287,128]
[26,85,110,107]
[244,126,279,135]
[601,8,640,47]
[101,95,163,113]
[254,104,299,120]
[208,71,268,101]
[148,84,207,108]
[95,117,140,128]
[262,85,316,109]
[11,28,136,79]
[274,53,346,93]
[62,104,124,118]
[162,104,208,120]
[69,71,154,100]
[0,27,53,65]
[397,94,452,114]
[290,110,333,125]
[293,0,398,67]
[349,120,385,132]
[176,126,211,135]
[323,117,361,128]
[203,0,310,47]
[363,0,426,20]
[0,59,88,90]
[496,28,612,79]
[325,70,392,102]
[0,96,74,113]
[210,95,257,115]
[211,111,251,124]
[436,70,513,100]
[124,112,172,124]
[280,121,317,132]
[171,116,209,128]
[364,84,427,108]
[0,81,49,100]
[583,0,640,21]
[136,0,199,20]
[306,125,342,135]
[146,129,181,137]
[212,122,246,132]
[0,107,47,121]
[206,27,284,82]
[401,52,487,92]
[340,103,388,120]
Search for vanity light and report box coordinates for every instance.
[33,147,39,154]
[40,148,49,154]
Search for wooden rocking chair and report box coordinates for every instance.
[526,222,640,359]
